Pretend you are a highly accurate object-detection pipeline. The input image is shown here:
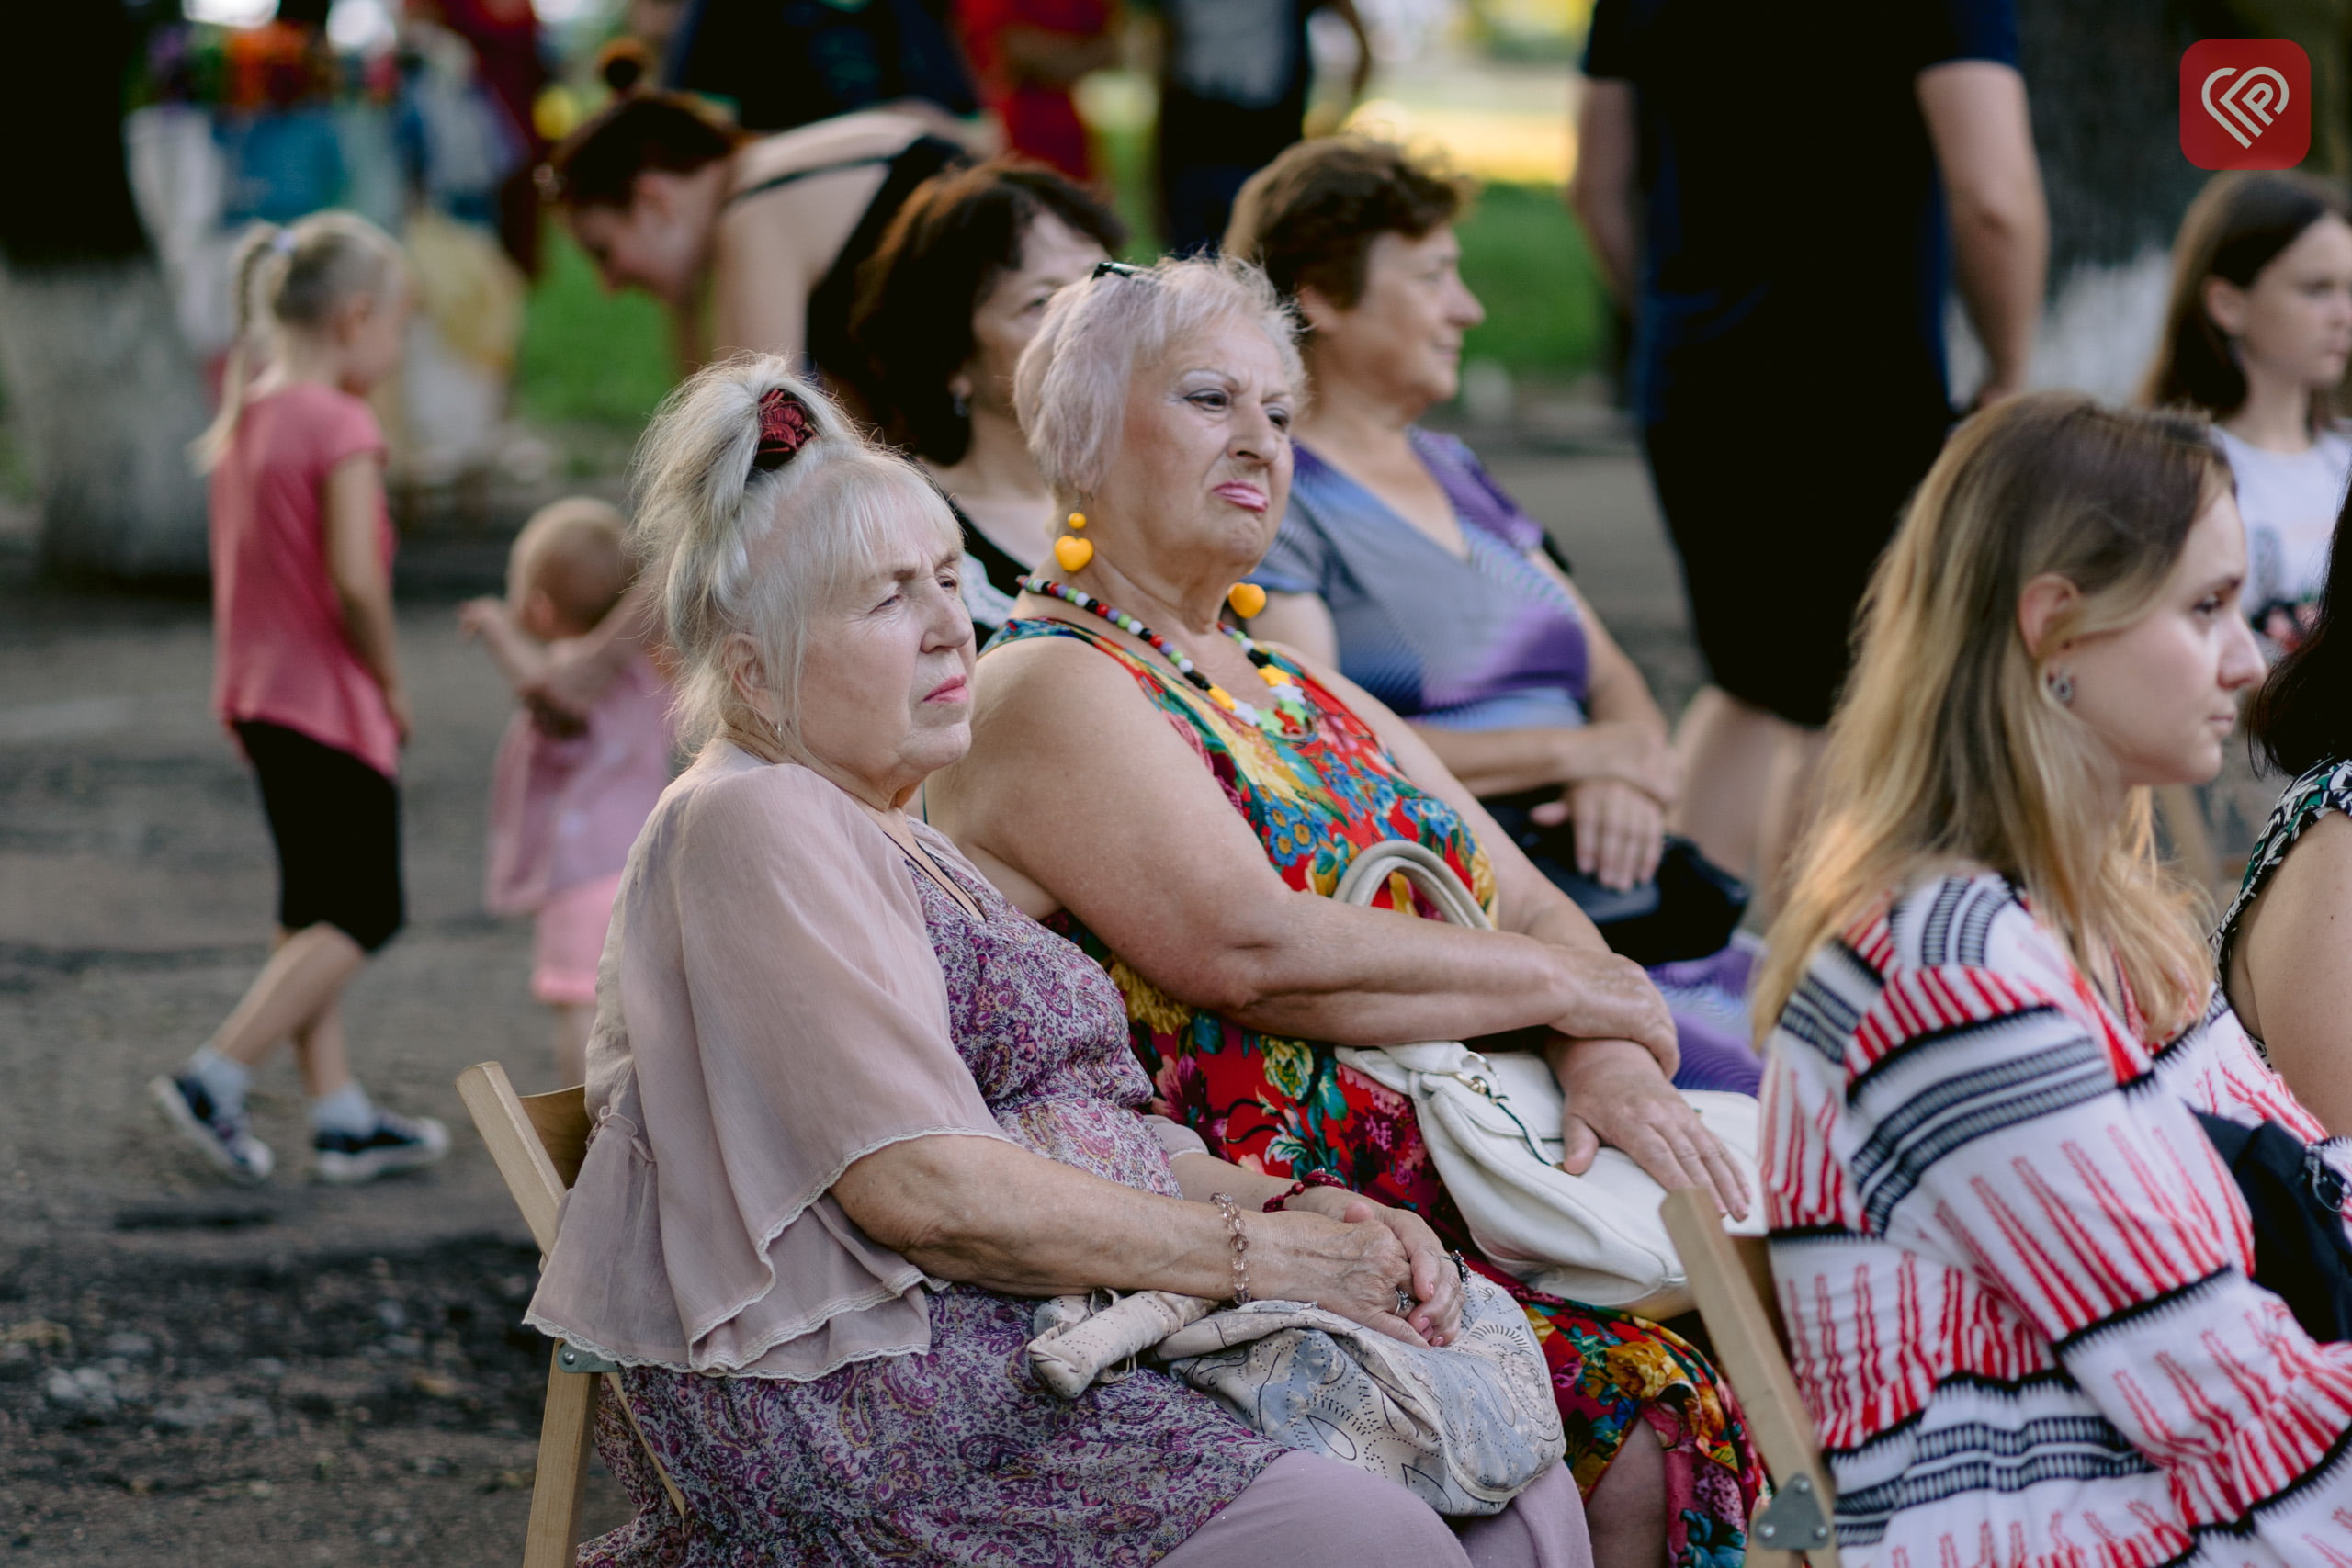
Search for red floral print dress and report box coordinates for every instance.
[988,617,1764,1568]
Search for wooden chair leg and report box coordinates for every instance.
[523,1350,597,1568]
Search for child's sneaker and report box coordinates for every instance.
[312,1109,450,1185]
[150,1074,275,1184]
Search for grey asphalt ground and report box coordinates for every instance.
[0,434,1691,1566]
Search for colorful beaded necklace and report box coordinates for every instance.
[1020,576,1317,739]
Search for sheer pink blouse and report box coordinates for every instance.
[526,744,1020,1378]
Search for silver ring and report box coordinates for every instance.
[1395,1286,1415,1317]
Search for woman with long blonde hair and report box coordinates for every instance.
[1753,393,2352,1565]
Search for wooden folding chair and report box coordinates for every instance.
[1659,1187,1840,1568]
[456,1062,684,1568]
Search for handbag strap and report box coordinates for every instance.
[1332,840,1494,931]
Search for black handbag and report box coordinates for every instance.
[1478,790,1749,966]
[2194,1111,2352,1344]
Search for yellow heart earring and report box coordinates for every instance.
[1053,511,1093,572]
[1227,581,1267,618]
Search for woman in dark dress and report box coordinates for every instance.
[853,159,1125,633]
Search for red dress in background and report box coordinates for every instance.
[957,0,1107,182]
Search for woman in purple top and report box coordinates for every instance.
[1229,139,1758,1095]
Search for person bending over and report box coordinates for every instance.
[1756,393,2352,1562]
[541,45,966,394]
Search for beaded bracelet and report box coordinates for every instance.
[1261,1170,1351,1213]
[1209,1193,1252,1304]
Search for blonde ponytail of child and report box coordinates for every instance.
[190,212,405,474]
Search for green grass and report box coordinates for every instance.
[509,175,1609,441]
[1455,182,1607,382]
[514,228,676,431]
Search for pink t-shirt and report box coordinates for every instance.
[209,383,400,779]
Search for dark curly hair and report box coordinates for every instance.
[850,160,1125,466]
[1222,137,1469,310]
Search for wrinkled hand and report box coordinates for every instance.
[1557,777,1665,892]
[1296,1192,1465,1346]
[1546,948,1677,1069]
[1555,1038,1749,1220]
[1250,1207,1429,1347]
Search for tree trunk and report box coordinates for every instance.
[0,0,211,581]
[0,257,211,579]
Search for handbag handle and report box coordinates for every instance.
[1332,840,1494,932]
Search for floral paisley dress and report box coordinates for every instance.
[580,823,1283,1566]
[988,617,1763,1568]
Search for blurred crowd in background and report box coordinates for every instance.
[16,0,1577,509]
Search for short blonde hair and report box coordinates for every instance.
[1013,256,1303,507]
[629,356,959,752]
[511,497,630,636]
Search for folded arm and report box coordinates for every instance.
[932,635,1675,1061]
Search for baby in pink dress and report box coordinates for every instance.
[461,498,675,1084]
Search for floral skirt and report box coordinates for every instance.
[580,1285,1280,1567]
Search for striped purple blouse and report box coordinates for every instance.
[1251,429,1591,733]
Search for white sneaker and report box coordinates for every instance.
[312,1108,450,1185]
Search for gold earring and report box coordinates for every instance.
[1067,511,1087,531]
[1227,582,1267,618]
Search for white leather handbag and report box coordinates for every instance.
[1329,840,1765,1318]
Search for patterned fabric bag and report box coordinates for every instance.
[1027,1270,1565,1516]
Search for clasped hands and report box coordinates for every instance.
[1188,1176,1465,1350]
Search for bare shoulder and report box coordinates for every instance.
[2255,809,2352,929]
[727,114,926,191]
[967,628,1163,739]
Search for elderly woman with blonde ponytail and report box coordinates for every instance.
[523,357,1589,1567]
[1756,393,2352,1566]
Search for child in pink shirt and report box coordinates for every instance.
[461,498,675,1085]
[153,211,450,1187]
